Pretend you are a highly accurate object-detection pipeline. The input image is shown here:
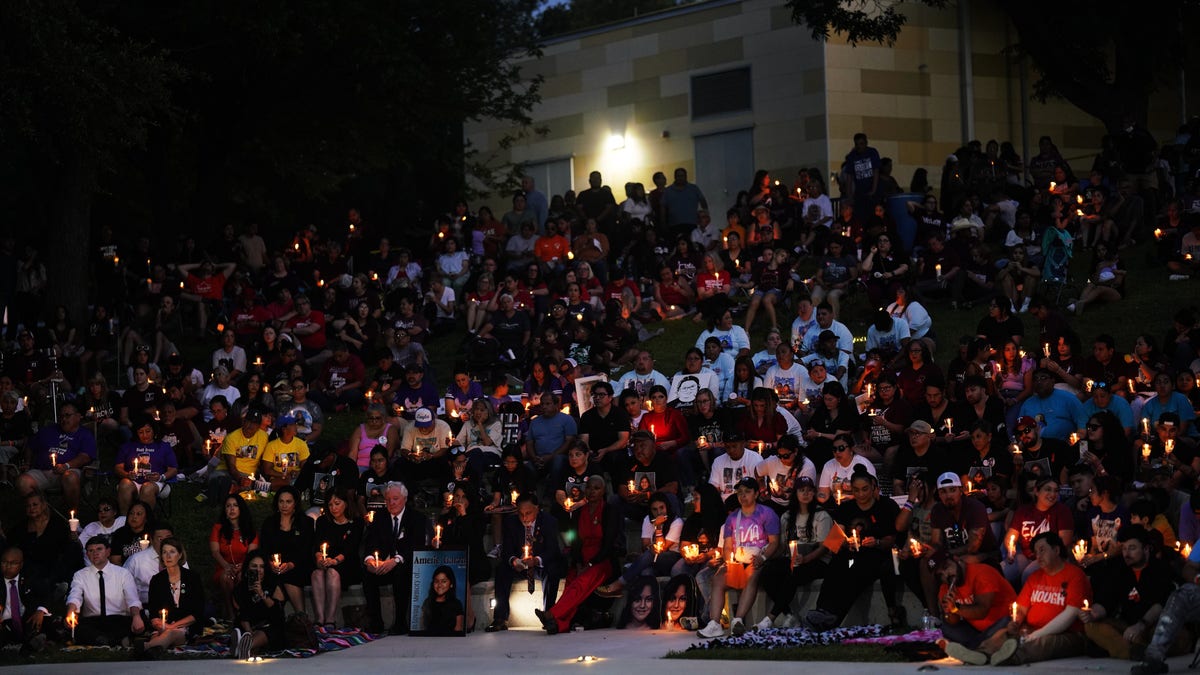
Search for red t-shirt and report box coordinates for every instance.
[638,408,689,455]
[1011,501,1074,557]
[939,562,1017,632]
[1018,563,1090,632]
[604,279,640,303]
[187,273,226,301]
[286,310,327,351]
[695,271,730,295]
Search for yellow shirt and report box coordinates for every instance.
[262,436,310,478]
[221,428,269,477]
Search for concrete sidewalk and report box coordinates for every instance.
[12,628,1181,674]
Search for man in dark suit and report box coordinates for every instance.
[486,492,564,632]
[361,481,427,635]
[0,547,50,653]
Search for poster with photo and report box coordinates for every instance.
[573,374,609,416]
[409,549,469,636]
[310,473,333,506]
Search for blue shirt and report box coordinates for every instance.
[32,424,97,470]
[116,440,178,477]
[528,412,578,457]
[1141,392,1199,438]
[1082,395,1134,430]
[1019,389,1088,441]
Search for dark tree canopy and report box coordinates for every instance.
[0,0,543,323]
[787,0,1197,132]
[537,0,685,38]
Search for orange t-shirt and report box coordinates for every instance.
[939,562,1017,632]
[534,235,569,263]
[1018,563,1090,632]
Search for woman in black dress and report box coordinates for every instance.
[436,483,489,631]
[232,552,286,659]
[145,537,206,657]
[311,485,364,630]
[419,565,464,635]
[257,485,314,614]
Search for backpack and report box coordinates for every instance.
[284,612,319,650]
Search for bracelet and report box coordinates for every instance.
[902,502,914,511]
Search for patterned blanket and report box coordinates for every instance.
[175,623,381,659]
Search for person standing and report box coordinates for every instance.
[843,133,881,222]
[662,168,709,242]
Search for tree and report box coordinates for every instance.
[0,0,181,325]
[537,0,684,38]
[787,0,1197,132]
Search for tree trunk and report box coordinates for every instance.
[44,157,95,328]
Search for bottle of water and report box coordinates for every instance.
[921,610,934,631]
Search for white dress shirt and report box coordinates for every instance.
[66,562,141,617]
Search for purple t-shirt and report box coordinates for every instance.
[116,440,178,479]
[32,424,97,470]
[722,504,781,549]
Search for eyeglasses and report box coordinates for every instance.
[1085,423,1102,431]
[832,445,851,452]
[591,392,609,398]
[98,506,114,512]
[1016,427,1036,436]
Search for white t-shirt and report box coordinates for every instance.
[616,369,671,398]
[764,363,811,401]
[755,455,817,506]
[817,456,877,494]
[710,449,765,500]
[640,516,685,552]
[211,346,247,375]
[695,326,750,357]
[867,316,911,354]
[430,287,456,319]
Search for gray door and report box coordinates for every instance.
[694,128,754,215]
[521,157,574,201]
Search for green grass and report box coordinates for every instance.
[665,644,904,661]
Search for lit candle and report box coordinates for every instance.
[850,530,860,552]
[1010,443,1022,457]
[1043,342,1051,358]
[141,534,150,550]
[575,313,584,322]
[133,458,140,475]
[434,525,442,548]
[567,251,575,260]
[321,542,328,557]
[789,540,798,564]
[666,610,674,628]
[161,608,168,626]
[966,479,972,493]
[945,418,954,435]
[374,551,379,562]
[511,490,519,505]
[273,554,281,567]
[835,488,843,504]
[1166,439,1175,455]
[253,356,264,367]
[1077,195,1084,204]
[1143,418,1151,435]
[1082,599,1090,611]
[1155,228,1164,239]
[935,263,942,280]
[1072,539,1088,562]
[1007,534,1017,559]
[1185,543,1194,558]
[366,510,375,523]
[627,479,636,493]
[653,540,663,562]
[1011,602,1019,622]
[49,451,57,467]
[523,544,531,559]
[1069,432,1079,445]
[1129,379,1136,394]
[68,611,76,641]
[69,510,79,532]
[1049,181,1057,191]
[685,544,699,559]
[564,498,573,510]
[1142,443,1152,461]
[909,537,921,556]
[697,435,707,447]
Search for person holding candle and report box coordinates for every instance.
[311,486,363,630]
[934,550,1018,663]
[803,469,900,631]
[10,491,82,607]
[483,447,536,556]
[597,492,684,598]
[361,481,427,635]
[17,402,97,514]
[230,551,286,659]
[523,393,577,478]
[125,522,179,606]
[486,491,564,632]
[1002,476,1075,588]
[697,476,780,637]
[804,380,862,470]
[930,472,999,571]
[109,500,155,566]
[1141,373,1198,439]
[534,476,621,634]
[619,430,681,520]
[209,494,258,620]
[1011,416,1071,482]
[66,535,144,646]
[257,486,314,615]
[455,398,503,475]
[816,433,875,506]
[115,416,179,515]
[259,414,309,491]
[1080,380,1135,439]
[758,476,831,628]
[142,537,205,658]
[637,384,689,458]
[396,407,454,483]
[78,497,125,563]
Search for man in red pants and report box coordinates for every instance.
[535,476,624,633]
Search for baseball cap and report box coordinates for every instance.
[244,409,263,423]
[414,408,434,428]
[936,471,962,488]
[927,548,952,570]
[631,429,656,442]
[818,329,836,342]
[1015,416,1038,431]
[907,420,933,434]
[734,476,759,491]
[213,365,230,378]
[561,357,578,370]
[276,414,297,427]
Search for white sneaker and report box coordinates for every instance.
[730,617,746,636]
[780,614,800,628]
[754,616,773,632]
[1066,303,1076,314]
[487,544,501,559]
[1019,298,1031,313]
[1170,274,1190,281]
[697,619,726,639]
[236,631,253,659]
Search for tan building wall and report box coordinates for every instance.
[465,0,1193,217]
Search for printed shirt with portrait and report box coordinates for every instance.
[278,400,324,438]
[221,427,270,476]
[116,440,177,479]
[262,436,311,474]
[32,424,98,469]
[756,455,818,507]
[709,450,764,500]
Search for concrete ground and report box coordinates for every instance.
[12,629,1185,674]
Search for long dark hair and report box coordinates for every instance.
[616,575,661,629]
[427,564,457,599]
[692,483,726,541]
[218,493,257,544]
[238,551,275,596]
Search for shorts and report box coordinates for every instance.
[752,288,783,301]
[26,467,81,491]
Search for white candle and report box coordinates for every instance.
[273,554,281,567]
[1143,418,1151,435]
[523,544,531,559]
[69,510,79,533]
[1011,602,1018,621]
[935,263,942,280]
[434,525,442,548]
[161,608,168,626]
[321,542,328,557]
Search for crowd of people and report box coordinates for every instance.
[1,121,1200,672]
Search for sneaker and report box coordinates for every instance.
[1019,297,1031,313]
[1130,660,1169,675]
[944,641,988,666]
[227,628,243,657]
[754,616,773,632]
[697,619,725,639]
[236,631,254,660]
[780,613,800,628]
[989,638,1019,666]
[487,544,501,559]
[730,617,746,636]
[1170,274,1190,281]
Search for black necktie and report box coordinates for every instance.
[393,516,400,540]
[9,580,22,638]
[98,570,107,617]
